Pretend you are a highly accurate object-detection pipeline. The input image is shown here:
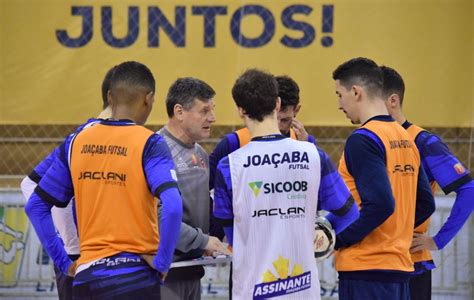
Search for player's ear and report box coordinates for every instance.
[145,91,154,107]
[237,107,246,119]
[107,90,113,106]
[294,104,301,115]
[352,85,363,101]
[275,97,281,113]
[389,94,401,108]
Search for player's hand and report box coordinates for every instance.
[140,254,167,283]
[140,254,156,269]
[291,118,308,141]
[158,271,167,283]
[67,260,77,277]
[205,236,232,256]
[410,232,438,253]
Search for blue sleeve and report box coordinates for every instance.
[335,132,395,249]
[29,147,60,183]
[36,137,75,207]
[29,118,100,184]
[209,133,239,190]
[142,133,182,272]
[209,135,236,240]
[143,134,179,196]
[213,157,234,244]
[416,132,472,194]
[414,166,436,227]
[416,131,472,248]
[433,180,474,249]
[25,192,72,274]
[316,147,359,234]
[224,227,234,247]
[307,134,317,145]
[153,188,183,272]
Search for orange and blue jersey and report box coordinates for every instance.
[403,121,473,274]
[335,115,435,282]
[25,119,182,278]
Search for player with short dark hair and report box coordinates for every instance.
[332,57,435,300]
[213,68,359,299]
[25,61,183,299]
[381,65,474,300]
[209,74,315,193]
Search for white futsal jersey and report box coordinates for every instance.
[229,137,321,299]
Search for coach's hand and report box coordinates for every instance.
[410,232,438,253]
[291,119,308,142]
[205,236,232,256]
[67,260,77,277]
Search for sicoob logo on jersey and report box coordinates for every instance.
[248,180,308,200]
[243,151,309,170]
[253,255,311,299]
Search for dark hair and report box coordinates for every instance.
[380,66,405,105]
[165,77,215,117]
[332,57,383,98]
[276,75,300,109]
[109,61,155,97]
[101,66,116,109]
[232,69,278,122]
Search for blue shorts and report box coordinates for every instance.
[339,277,409,300]
[72,253,161,300]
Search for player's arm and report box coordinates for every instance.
[21,146,62,201]
[209,134,238,240]
[316,147,358,234]
[307,134,317,145]
[209,135,234,190]
[24,138,75,275]
[143,134,182,273]
[415,133,473,250]
[335,132,395,249]
[414,165,435,227]
[213,156,234,246]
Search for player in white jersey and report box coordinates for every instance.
[213,69,359,299]
[20,66,115,300]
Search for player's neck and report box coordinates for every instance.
[97,106,112,119]
[246,114,281,138]
[111,106,141,124]
[359,98,390,124]
[391,109,407,125]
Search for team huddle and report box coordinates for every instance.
[22,58,473,300]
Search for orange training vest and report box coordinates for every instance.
[70,124,159,267]
[336,120,420,272]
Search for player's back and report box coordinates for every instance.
[69,121,159,267]
[228,136,321,299]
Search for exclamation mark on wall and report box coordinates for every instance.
[321,5,334,47]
